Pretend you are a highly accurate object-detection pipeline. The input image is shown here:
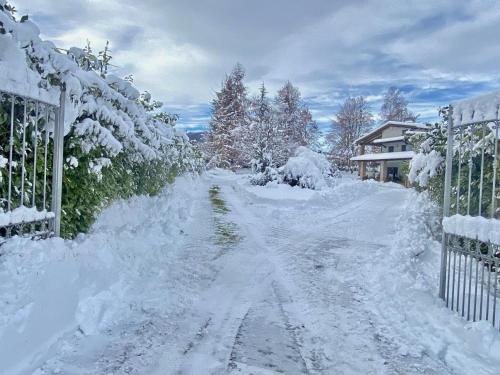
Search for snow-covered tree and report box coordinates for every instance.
[274,81,318,164]
[241,83,284,172]
[0,4,201,237]
[207,63,250,169]
[380,87,419,122]
[328,96,373,170]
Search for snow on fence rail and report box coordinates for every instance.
[0,87,64,241]
[440,94,500,329]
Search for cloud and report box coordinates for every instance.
[11,0,500,132]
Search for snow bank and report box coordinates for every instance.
[0,176,201,374]
[366,190,500,374]
[242,170,394,206]
[443,214,500,245]
[243,181,319,201]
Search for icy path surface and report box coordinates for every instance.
[2,172,500,374]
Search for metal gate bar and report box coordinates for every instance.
[440,106,500,329]
[0,87,65,240]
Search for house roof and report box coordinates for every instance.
[351,151,415,162]
[355,121,428,145]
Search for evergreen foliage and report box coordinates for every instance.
[408,107,499,218]
[206,65,318,172]
[207,63,249,169]
[0,3,202,238]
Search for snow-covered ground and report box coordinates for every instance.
[1,172,500,374]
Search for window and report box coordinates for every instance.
[388,146,394,152]
[401,145,406,151]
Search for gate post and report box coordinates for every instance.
[51,86,66,237]
[439,105,454,299]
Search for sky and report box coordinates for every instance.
[11,0,500,134]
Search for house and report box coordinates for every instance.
[351,121,429,184]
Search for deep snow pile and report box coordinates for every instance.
[251,147,339,190]
[0,176,201,374]
[366,189,500,374]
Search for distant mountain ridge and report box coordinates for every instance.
[187,132,206,143]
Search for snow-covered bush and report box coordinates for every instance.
[249,165,279,186]
[408,149,444,187]
[0,4,201,237]
[280,147,339,189]
[250,147,340,189]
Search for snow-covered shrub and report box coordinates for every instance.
[249,147,339,189]
[273,147,338,190]
[0,4,201,237]
[409,149,444,187]
[249,165,279,186]
[408,121,447,190]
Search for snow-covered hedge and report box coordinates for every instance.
[408,138,444,187]
[408,107,498,215]
[251,147,340,190]
[0,3,201,237]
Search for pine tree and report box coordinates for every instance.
[274,81,318,164]
[242,83,283,172]
[380,87,419,122]
[207,63,249,169]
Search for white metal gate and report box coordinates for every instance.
[440,104,500,328]
[0,87,65,240]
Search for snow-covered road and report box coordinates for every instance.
[168,171,449,375]
[2,171,500,374]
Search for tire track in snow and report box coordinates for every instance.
[227,281,309,374]
[34,181,223,375]
[255,188,454,375]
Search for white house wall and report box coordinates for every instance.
[381,126,405,138]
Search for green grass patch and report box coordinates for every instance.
[209,185,230,214]
[208,185,241,247]
[214,218,241,246]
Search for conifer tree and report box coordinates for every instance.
[274,81,318,164]
[207,63,249,168]
[243,83,283,172]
